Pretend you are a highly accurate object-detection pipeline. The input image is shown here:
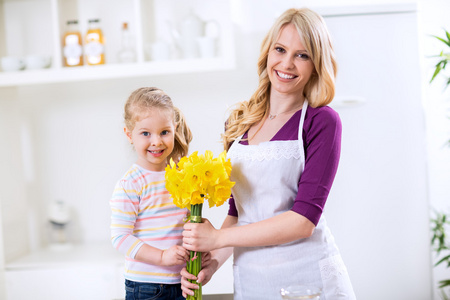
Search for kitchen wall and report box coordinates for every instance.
[1,0,449,299]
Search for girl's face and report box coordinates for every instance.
[267,23,315,98]
[125,108,175,172]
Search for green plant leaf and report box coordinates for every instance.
[438,279,450,289]
[429,30,450,85]
[431,64,442,83]
[435,254,450,267]
[437,36,450,47]
[433,34,450,47]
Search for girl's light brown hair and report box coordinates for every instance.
[222,8,337,149]
[124,87,192,163]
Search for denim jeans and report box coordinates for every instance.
[125,279,185,300]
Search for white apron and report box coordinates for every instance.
[227,102,356,300]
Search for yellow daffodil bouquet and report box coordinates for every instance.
[165,150,234,300]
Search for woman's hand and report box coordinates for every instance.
[181,216,236,298]
[183,218,219,252]
[180,257,217,298]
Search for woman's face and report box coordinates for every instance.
[267,23,315,98]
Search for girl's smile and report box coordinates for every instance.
[148,149,164,156]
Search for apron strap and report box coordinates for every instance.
[298,100,308,141]
[235,100,309,145]
[297,100,308,173]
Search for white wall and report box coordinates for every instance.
[2,0,450,298]
[0,88,30,261]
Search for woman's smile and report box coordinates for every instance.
[275,70,298,80]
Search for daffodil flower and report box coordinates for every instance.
[165,150,235,300]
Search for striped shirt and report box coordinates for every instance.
[110,164,188,283]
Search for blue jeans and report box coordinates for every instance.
[125,279,185,300]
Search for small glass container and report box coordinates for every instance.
[118,22,136,63]
[85,19,105,65]
[63,20,83,67]
[280,285,322,299]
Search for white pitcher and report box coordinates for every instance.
[168,10,219,59]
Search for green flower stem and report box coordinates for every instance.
[187,203,203,300]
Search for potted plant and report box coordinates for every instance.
[431,211,450,299]
[430,29,450,86]
[430,29,450,300]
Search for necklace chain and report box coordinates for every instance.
[268,105,303,120]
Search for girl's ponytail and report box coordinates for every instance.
[171,106,193,163]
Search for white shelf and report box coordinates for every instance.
[0,0,236,88]
[0,56,235,87]
[315,2,417,17]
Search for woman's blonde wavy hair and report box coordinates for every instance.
[222,8,337,149]
[124,87,193,163]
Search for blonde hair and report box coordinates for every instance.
[222,8,337,149]
[124,87,193,163]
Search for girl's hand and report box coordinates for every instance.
[161,245,189,266]
[183,219,219,252]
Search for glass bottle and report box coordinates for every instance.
[85,19,105,65]
[280,285,322,299]
[118,22,136,63]
[62,20,83,67]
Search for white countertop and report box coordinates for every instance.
[5,242,123,270]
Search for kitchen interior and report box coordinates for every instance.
[0,0,449,299]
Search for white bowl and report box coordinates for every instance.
[25,55,52,70]
[1,56,25,72]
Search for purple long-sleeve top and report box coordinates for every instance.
[227,105,342,226]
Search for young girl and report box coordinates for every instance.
[110,87,193,300]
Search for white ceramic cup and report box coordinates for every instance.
[197,37,216,58]
[25,55,52,70]
[1,56,25,72]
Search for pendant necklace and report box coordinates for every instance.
[268,104,303,120]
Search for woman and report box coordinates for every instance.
[182,8,356,299]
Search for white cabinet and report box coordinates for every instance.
[3,242,233,298]
[0,0,235,87]
[4,244,125,300]
[6,265,125,300]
